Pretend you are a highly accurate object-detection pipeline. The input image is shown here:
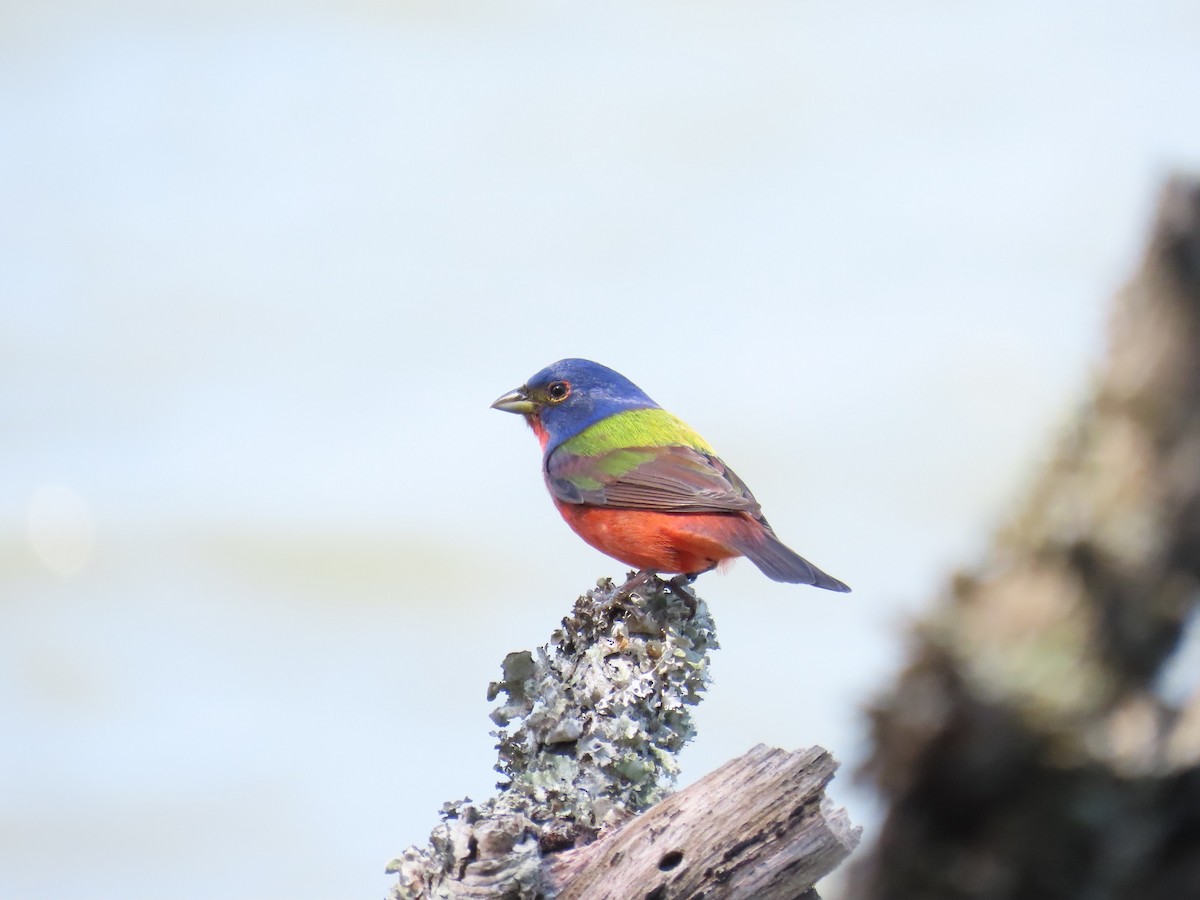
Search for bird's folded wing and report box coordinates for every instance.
[546,444,762,515]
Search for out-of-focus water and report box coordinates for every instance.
[2,2,1199,897]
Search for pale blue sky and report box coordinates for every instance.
[2,2,1199,898]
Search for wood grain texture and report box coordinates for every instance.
[545,744,860,900]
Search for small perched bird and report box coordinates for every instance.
[491,358,849,591]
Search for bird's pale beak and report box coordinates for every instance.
[491,386,538,415]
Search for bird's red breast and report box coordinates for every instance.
[554,501,750,575]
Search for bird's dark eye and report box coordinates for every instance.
[547,381,571,402]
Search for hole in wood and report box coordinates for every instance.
[658,849,684,871]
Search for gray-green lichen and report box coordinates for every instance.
[388,573,718,899]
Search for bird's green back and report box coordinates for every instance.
[558,408,713,457]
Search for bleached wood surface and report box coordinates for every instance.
[545,744,860,900]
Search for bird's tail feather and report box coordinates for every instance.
[730,527,850,592]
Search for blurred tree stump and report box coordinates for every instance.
[851,176,1200,898]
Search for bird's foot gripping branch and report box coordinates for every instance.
[388,574,718,898]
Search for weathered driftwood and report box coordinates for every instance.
[545,744,860,900]
[389,575,859,899]
[851,176,1200,898]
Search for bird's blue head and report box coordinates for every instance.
[491,358,660,453]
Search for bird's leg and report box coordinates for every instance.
[613,568,658,600]
[667,572,702,617]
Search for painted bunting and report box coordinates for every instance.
[491,358,849,591]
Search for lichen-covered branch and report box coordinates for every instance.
[488,574,717,836]
[851,176,1200,898]
[387,574,858,899]
[388,574,718,899]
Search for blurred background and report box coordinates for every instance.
[2,2,1199,898]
